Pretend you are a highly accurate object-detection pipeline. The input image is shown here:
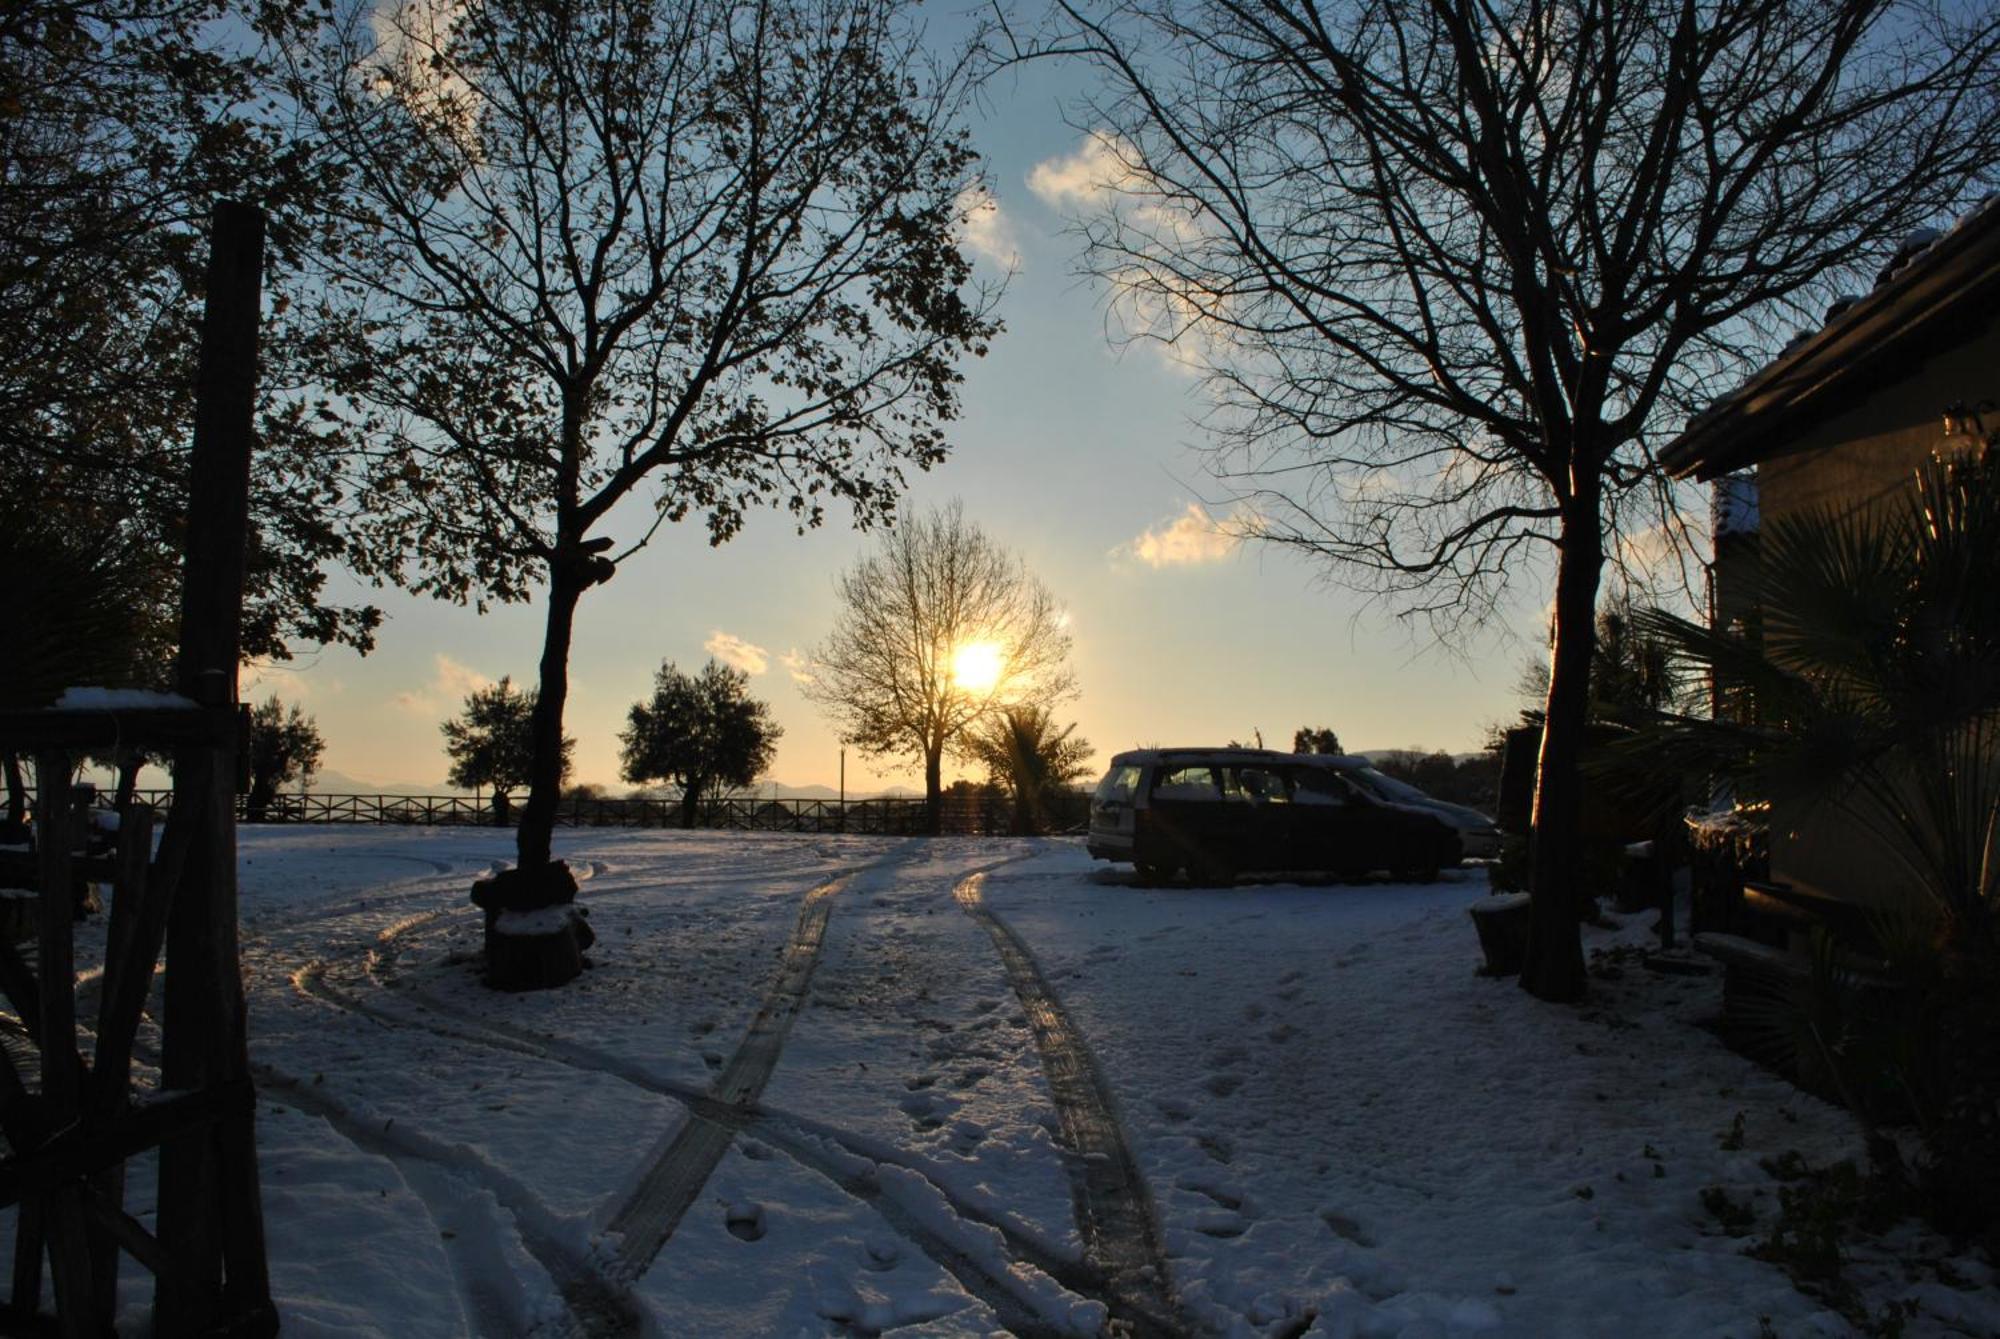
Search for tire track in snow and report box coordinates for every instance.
[304,944,1080,1336]
[280,845,1104,1334]
[596,865,851,1283]
[254,1066,650,1339]
[952,871,1187,1339]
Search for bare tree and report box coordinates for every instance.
[288,0,1000,893]
[1026,0,2000,1000]
[806,503,1075,830]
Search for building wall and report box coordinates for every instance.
[1756,325,2000,532]
[1750,323,1997,904]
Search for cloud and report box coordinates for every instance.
[396,653,494,715]
[705,630,769,675]
[241,663,329,704]
[1028,134,1227,378]
[956,183,1020,270]
[1028,135,1133,211]
[368,0,483,154]
[780,649,814,686]
[1121,504,1243,568]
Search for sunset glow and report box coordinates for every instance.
[950,641,1004,694]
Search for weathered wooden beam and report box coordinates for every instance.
[43,1192,92,1339]
[0,1082,252,1210]
[152,199,271,1335]
[95,808,151,1043]
[0,708,240,754]
[31,758,78,1118]
[10,1196,44,1326]
[87,804,152,1325]
[89,801,183,1111]
[79,1186,171,1280]
[0,942,41,1047]
[0,856,113,890]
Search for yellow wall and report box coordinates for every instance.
[1757,327,2000,530]
[1752,322,1998,902]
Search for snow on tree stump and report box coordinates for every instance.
[1469,892,1533,976]
[470,861,595,992]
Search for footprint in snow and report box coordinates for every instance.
[863,1237,901,1272]
[899,1091,952,1132]
[1204,1072,1244,1098]
[1156,1099,1192,1123]
[1177,1175,1245,1212]
[948,1119,987,1154]
[1320,1210,1376,1247]
[1197,1133,1235,1164]
[725,1201,767,1243]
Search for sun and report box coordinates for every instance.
[950,641,1004,694]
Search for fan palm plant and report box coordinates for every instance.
[1629,447,2000,957]
[970,706,1094,836]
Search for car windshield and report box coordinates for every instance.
[1355,768,1432,805]
[1094,765,1141,803]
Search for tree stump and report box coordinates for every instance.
[470,862,593,991]
[1469,893,1533,976]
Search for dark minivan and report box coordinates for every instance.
[1088,747,1460,885]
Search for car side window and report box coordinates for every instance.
[1152,766,1221,801]
[1291,769,1354,806]
[1229,766,1290,803]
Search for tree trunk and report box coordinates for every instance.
[1520,487,1602,1004]
[516,565,584,869]
[245,778,273,824]
[5,755,26,828]
[679,780,701,830]
[114,752,140,811]
[924,746,943,836]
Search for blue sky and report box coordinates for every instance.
[247,37,1540,794]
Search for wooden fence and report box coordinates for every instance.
[98,787,1090,836]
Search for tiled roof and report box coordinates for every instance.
[1660,195,2000,481]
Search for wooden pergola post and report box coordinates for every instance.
[153,198,274,1334]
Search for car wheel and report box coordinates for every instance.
[1190,856,1235,888]
[1134,861,1173,886]
[1393,845,1441,882]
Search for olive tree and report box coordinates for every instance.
[289,0,999,884]
[441,677,572,825]
[620,659,783,827]
[246,696,325,820]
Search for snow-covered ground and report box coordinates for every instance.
[30,829,2000,1336]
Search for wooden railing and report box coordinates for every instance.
[98,787,1091,836]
